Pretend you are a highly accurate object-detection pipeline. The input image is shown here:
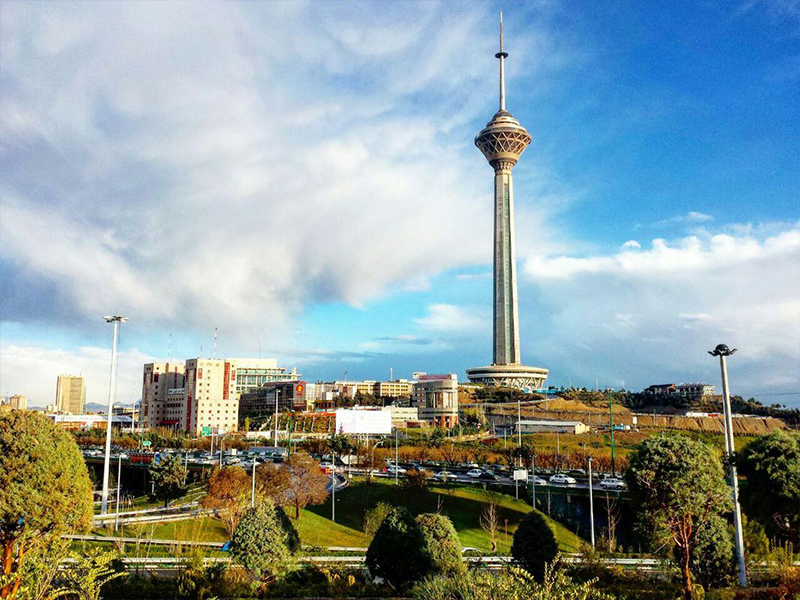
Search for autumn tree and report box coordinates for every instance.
[0,411,93,599]
[201,466,250,537]
[149,455,188,507]
[626,435,730,600]
[282,453,329,519]
[255,462,290,502]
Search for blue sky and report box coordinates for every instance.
[1,1,798,407]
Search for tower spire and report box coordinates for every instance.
[496,11,508,111]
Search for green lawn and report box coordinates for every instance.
[92,479,584,555]
[302,478,583,554]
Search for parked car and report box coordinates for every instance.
[549,473,577,485]
[466,468,484,478]
[599,477,626,490]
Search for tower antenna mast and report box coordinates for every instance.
[497,11,508,111]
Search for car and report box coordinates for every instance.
[477,471,499,481]
[386,465,407,475]
[466,468,484,478]
[468,463,481,469]
[529,476,548,486]
[433,470,455,481]
[549,473,577,485]
[568,468,586,476]
[599,477,626,490]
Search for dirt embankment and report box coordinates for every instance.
[486,398,788,435]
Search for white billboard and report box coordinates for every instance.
[335,409,392,435]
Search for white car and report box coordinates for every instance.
[466,468,484,478]
[386,465,407,475]
[529,476,548,486]
[433,470,455,481]
[549,473,577,485]
[599,477,626,490]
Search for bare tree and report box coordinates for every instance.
[605,492,620,553]
[480,496,500,552]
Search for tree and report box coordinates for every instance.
[480,498,500,552]
[255,462,290,501]
[510,511,558,581]
[405,468,431,491]
[0,411,93,599]
[416,514,464,577]
[231,499,299,583]
[690,515,734,589]
[363,502,393,538]
[365,507,433,590]
[201,466,250,537]
[626,435,731,600]
[738,431,800,546]
[148,455,188,507]
[61,548,125,600]
[281,453,329,519]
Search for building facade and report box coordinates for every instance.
[516,419,589,435]
[413,374,459,428]
[9,394,27,410]
[55,375,85,413]
[141,358,300,434]
[238,381,307,429]
[676,382,716,401]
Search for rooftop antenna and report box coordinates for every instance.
[344,370,348,382]
[390,367,393,382]
[497,11,508,111]
[167,333,172,362]
[213,327,218,359]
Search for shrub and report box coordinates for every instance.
[365,506,433,590]
[510,511,558,581]
[363,502,393,538]
[691,515,735,589]
[417,513,464,576]
[231,499,299,583]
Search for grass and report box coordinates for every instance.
[90,479,583,556]
[303,478,583,554]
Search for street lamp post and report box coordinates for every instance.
[273,389,281,446]
[251,458,258,507]
[101,315,128,516]
[588,457,595,548]
[709,344,747,588]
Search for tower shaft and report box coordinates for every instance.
[493,162,521,365]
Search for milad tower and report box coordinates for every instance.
[466,13,548,390]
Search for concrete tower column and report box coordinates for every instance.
[493,161,521,365]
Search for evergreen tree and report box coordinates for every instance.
[510,511,558,581]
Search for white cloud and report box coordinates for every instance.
[0,344,154,409]
[415,304,487,334]
[520,223,800,395]
[0,2,574,342]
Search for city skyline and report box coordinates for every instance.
[1,2,798,407]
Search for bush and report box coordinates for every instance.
[510,511,558,581]
[692,515,735,589]
[416,513,464,577]
[231,499,299,582]
[363,502,393,538]
[365,507,433,590]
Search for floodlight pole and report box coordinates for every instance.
[101,315,127,516]
[251,458,258,507]
[395,428,399,485]
[114,454,122,531]
[588,457,595,548]
[274,389,280,446]
[710,344,747,587]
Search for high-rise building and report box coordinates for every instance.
[466,14,548,390]
[141,357,300,434]
[9,395,27,410]
[55,375,86,413]
[413,373,459,428]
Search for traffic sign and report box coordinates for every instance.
[513,469,528,481]
[142,440,152,447]
[201,426,211,437]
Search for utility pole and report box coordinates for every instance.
[588,457,595,548]
[394,428,399,485]
[609,390,616,477]
[531,453,536,510]
[331,452,336,522]
[101,315,128,516]
[709,344,747,587]
[251,458,258,507]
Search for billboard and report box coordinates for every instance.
[335,409,392,435]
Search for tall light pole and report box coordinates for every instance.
[251,457,258,507]
[101,315,128,516]
[709,344,747,587]
[588,456,595,548]
[273,389,281,446]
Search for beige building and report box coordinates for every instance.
[413,374,459,428]
[142,358,300,435]
[9,394,27,410]
[676,382,716,401]
[374,380,414,398]
[516,419,590,435]
[55,375,85,413]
